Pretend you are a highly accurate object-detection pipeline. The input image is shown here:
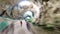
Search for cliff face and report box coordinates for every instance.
[0,0,60,34]
[34,0,60,34]
[40,0,60,26]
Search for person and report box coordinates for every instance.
[18,0,41,22]
[0,0,41,22]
